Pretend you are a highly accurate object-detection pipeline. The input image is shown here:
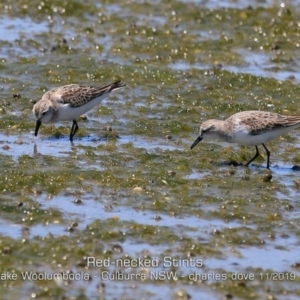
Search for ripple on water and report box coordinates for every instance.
[180,0,298,9]
[0,132,182,161]
[118,135,182,151]
[0,218,66,239]
[36,191,243,237]
[206,232,300,273]
[86,281,218,300]
[228,49,300,83]
[169,49,300,84]
[0,132,76,159]
[0,16,48,43]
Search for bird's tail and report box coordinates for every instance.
[105,80,126,92]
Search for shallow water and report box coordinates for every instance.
[1,1,300,299]
[169,49,300,83]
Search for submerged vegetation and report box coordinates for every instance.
[0,0,300,299]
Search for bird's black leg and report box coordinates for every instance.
[245,146,260,167]
[262,143,271,169]
[70,120,78,141]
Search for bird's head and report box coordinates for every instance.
[190,120,220,149]
[32,101,55,136]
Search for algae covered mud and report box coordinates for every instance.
[1,0,300,299]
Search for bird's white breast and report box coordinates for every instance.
[54,94,109,122]
[232,125,300,146]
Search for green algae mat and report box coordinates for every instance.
[0,1,300,299]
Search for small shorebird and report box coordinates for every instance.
[33,80,125,141]
[191,110,300,169]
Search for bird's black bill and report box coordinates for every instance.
[190,136,202,149]
[35,120,41,137]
